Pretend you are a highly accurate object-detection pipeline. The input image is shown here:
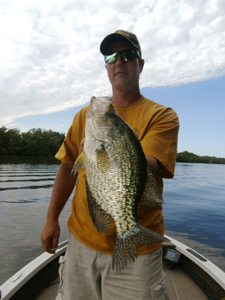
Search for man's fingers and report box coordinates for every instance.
[52,234,59,253]
[80,138,85,152]
[40,220,60,253]
[41,236,53,253]
[41,232,56,253]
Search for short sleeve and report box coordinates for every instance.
[55,106,88,165]
[141,107,179,178]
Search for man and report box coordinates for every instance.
[41,30,179,300]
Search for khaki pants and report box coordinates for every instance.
[56,233,170,300]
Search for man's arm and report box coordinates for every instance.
[40,162,77,253]
[146,155,158,174]
[146,154,173,178]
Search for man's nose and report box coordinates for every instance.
[116,53,124,65]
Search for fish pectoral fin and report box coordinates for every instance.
[140,166,163,206]
[71,151,86,175]
[86,179,111,233]
[96,147,110,173]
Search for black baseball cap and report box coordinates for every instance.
[100,29,142,57]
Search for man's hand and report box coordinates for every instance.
[40,162,76,253]
[40,219,60,254]
[146,155,158,174]
[80,138,85,152]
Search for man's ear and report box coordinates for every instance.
[139,59,145,74]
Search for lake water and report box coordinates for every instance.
[0,161,225,284]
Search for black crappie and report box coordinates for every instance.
[72,96,165,271]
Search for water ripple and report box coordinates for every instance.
[0,184,53,191]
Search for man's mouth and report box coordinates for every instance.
[115,71,127,76]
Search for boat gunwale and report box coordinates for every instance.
[165,234,225,290]
[1,237,225,300]
[0,241,68,300]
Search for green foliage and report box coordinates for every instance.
[0,126,65,157]
[1,127,224,164]
[176,151,225,164]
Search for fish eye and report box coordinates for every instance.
[107,111,115,117]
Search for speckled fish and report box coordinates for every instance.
[72,96,165,271]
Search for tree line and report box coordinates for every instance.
[0,126,65,157]
[0,127,224,164]
[176,151,225,164]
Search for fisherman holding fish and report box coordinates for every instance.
[41,30,179,300]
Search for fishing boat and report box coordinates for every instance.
[1,236,225,300]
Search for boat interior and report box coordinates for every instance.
[2,238,225,300]
[34,261,210,300]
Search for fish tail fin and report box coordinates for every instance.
[112,225,165,272]
[112,237,137,272]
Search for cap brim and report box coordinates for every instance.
[100,33,132,55]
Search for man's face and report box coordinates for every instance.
[105,40,144,91]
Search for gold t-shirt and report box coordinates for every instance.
[55,96,179,255]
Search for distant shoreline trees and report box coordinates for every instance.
[176,151,225,164]
[0,127,65,157]
[0,126,225,164]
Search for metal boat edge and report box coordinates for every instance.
[165,235,225,290]
[1,237,225,300]
[164,235,225,300]
[0,241,68,300]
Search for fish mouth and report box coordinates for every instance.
[92,118,113,131]
[90,96,112,114]
[86,96,115,141]
[88,96,115,129]
[94,124,112,130]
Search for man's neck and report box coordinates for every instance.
[112,89,142,107]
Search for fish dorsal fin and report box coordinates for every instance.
[139,165,163,206]
[96,146,110,173]
[86,179,111,233]
[72,151,86,175]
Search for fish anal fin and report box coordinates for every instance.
[140,166,163,206]
[72,151,86,175]
[86,179,111,233]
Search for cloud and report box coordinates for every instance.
[0,0,225,125]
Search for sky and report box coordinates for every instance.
[0,0,225,157]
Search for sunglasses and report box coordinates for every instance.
[104,49,141,64]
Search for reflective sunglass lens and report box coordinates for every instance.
[105,52,118,63]
[122,50,138,61]
[105,49,140,64]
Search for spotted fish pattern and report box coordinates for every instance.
[72,96,165,271]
